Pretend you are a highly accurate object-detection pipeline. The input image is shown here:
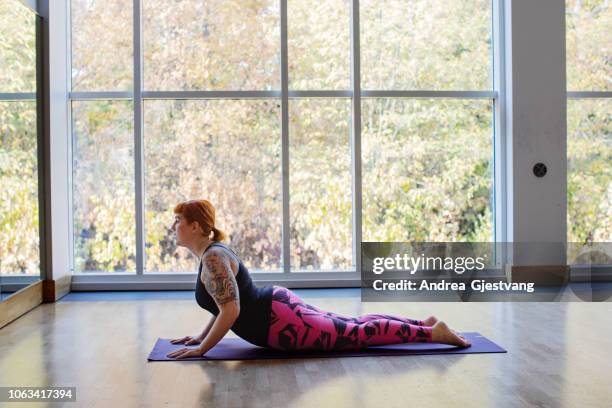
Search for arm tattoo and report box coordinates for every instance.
[202,249,240,307]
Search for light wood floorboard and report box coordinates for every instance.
[0,290,611,408]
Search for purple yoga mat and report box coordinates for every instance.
[148,332,506,361]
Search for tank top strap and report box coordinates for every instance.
[207,242,240,264]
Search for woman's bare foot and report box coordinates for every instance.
[431,321,471,347]
[422,315,439,326]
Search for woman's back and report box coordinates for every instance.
[195,242,273,347]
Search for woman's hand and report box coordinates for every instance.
[166,346,206,359]
[170,335,202,346]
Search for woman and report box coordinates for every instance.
[167,199,470,359]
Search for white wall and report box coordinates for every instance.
[505,0,567,266]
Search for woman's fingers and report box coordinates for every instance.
[174,351,191,359]
[167,336,203,358]
[166,348,201,359]
[175,349,202,359]
[166,347,189,358]
[170,336,191,344]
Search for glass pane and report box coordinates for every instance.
[568,99,612,244]
[362,98,494,242]
[143,0,280,91]
[288,0,350,90]
[71,0,133,91]
[143,100,282,272]
[360,0,492,90]
[289,98,352,270]
[0,101,39,275]
[566,0,611,91]
[0,1,36,93]
[72,101,135,272]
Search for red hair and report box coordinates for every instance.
[173,199,226,242]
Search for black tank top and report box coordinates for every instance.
[195,242,273,347]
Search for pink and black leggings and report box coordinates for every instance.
[267,286,433,351]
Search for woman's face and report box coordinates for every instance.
[170,214,199,247]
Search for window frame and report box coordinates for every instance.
[67,0,505,288]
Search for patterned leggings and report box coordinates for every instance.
[267,286,433,351]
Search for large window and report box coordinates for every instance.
[70,0,496,276]
[566,1,611,250]
[0,1,41,280]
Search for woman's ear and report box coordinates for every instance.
[189,221,200,233]
[191,222,206,236]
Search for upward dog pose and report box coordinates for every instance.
[167,200,470,359]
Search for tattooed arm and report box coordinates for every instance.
[196,248,241,355]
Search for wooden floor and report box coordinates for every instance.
[1,289,611,408]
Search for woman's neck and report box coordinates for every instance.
[191,237,214,263]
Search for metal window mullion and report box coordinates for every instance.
[67,0,75,275]
[134,0,145,275]
[493,0,508,264]
[65,90,503,101]
[70,91,133,100]
[567,91,612,99]
[350,0,362,273]
[0,93,37,100]
[361,90,496,98]
[288,90,352,98]
[142,90,281,99]
[35,15,47,280]
[280,0,290,274]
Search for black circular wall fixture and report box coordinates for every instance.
[533,162,547,178]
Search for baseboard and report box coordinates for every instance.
[506,265,570,286]
[0,280,44,329]
[43,274,72,302]
[569,265,612,282]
